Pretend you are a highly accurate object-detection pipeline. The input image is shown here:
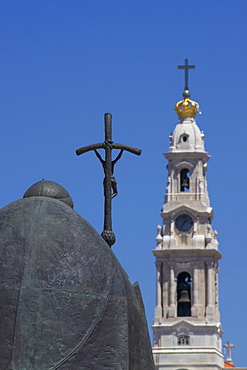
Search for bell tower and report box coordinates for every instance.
[152,60,224,370]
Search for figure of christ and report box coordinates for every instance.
[94,149,123,199]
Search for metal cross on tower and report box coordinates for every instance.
[178,58,195,96]
[76,113,141,247]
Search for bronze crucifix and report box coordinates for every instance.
[76,113,141,247]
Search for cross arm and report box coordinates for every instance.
[178,65,195,70]
[75,143,105,156]
[112,143,141,156]
[76,142,141,157]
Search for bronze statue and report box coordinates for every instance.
[0,181,155,369]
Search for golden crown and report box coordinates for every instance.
[174,88,199,118]
[175,97,199,118]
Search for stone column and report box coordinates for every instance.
[206,261,214,320]
[191,263,199,317]
[168,264,176,317]
[163,263,169,317]
[194,263,199,305]
[166,176,171,202]
[170,218,176,248]
[214,262,220,320]
[170,219,174,235]
[170,169,174,201]
[207,262,213,306]
[191,218,198,248]
[170,266,175,306]
[155,261,162,319]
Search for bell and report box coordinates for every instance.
[181,178,189,188]
[178,289,190,303]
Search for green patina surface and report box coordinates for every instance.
[0,196,154,369]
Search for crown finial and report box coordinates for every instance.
[175,97,199,118]
[175,59,199,118]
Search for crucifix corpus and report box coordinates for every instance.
[76,113,141,247]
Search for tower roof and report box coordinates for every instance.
[224,361,236,368]
[167,117,206,155]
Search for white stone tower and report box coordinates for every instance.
[152,60,224,370]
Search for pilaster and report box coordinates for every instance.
[155,261,163,320]
[168,264,176,318]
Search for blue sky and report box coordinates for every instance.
[1,1,247,366]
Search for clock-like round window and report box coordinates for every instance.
[175,214,193,233]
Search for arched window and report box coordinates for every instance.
[178,335,190,345]
[177,272,191,317]
[180,169,190,192]
[180,133,189,143]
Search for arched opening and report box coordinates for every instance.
[178,335,190,345]
[177,272,191,317]
[180,169,190,192]
[180,133,189,143]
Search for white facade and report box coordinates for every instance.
[152,96,224,370]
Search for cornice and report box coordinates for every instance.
[161,205,213,217]
[164,151,210,162]
[152,248,222,260]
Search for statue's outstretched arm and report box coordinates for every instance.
[112,149,124,165]
[94,149,105,166]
